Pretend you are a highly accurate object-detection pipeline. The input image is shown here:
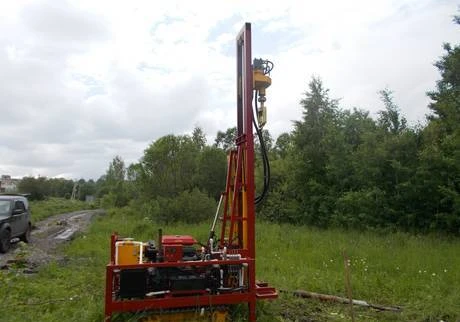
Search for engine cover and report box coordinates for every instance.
[161,235,197,245]
[162,235,197,262]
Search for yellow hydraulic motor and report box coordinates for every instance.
[253,58,273,128]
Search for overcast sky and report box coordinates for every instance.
[0,0,458,180]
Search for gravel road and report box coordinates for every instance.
[0,209,104,272]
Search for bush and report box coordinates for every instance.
[146,188,216,224]
[332,188,387,229]
[100,192,117,209]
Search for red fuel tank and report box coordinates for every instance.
[161,235,197,246]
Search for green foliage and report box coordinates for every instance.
[30,198,90,222]
[377,88,407,134]
[78,179,97,201]
[17,176,47,200]
[259,157,300,222]
[97,156,129,207]
[17,177,98,202]
[256,222,460,321]
[415,29,460,234]
[18,177,74,200]
[332,188,387,230]
[143,188,216,224]
[214,126,237,150]
[100,192,118,209]
[259,31,459,234]
[140,134,200,197]
[289,77,341,226]
[192,126,207,150]
[194,146,227,199]
[273,132,293,159]
[97,128,227,223]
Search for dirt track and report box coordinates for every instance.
[0,209,104,272]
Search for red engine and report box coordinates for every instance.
[161,235,197,262]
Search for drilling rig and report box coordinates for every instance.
[104,22,277,322]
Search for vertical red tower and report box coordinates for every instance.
[237,22,257,320]
[104,22,276,322]
[218,22,277,321]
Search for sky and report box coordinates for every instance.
[0,0,458,180]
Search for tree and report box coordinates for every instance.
[79,179,96,201]
[17,176,75,200]
[147,188,216,223]
[291,77,340,226]
[192,126,207,150]
[254,128,273,153]
[346,94,419,229]
[17,177,47,200]
[106,155,126,184]
[214,127,237,150]
[46,178,74,198]
[101,156,129,207]
[415,19,460,233]
[141,134,199,198]
[274,132,293,159]
[194,146,227,199]
[377,89,407,135]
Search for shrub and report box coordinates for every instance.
[146,188,216,224]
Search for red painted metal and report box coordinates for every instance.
[162,244,183,262]
[219,151,234,245]
[221,22,254,252]
[220,21,261,321]
[104,233,263,321]
[110,233,117,264]
[161,235,196,245]
[109,255,252,270]
[227,148,243,248]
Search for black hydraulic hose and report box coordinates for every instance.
[253,90,270,205]
[256,106,270,203]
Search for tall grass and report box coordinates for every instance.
[30,197,94,222]
[256,224,460,321]
[1,207,459,321]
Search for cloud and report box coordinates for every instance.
[0,0,458,179]
[266,0,460,135]
[21,1,109,44]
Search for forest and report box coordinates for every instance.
[18,18,459,235]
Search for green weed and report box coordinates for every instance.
[30,197,93,222]
[1,208,459,321]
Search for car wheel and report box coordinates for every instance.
[21,224,31,243]
[0,229,11,253]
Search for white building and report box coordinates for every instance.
[0,175,18,193]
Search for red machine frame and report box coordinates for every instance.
[104,23,277,322]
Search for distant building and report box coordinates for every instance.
[85,195,95,203]
[0,175,19,193]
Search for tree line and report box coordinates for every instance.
[260,19,459,234]
[17,176,98,201]
[18,16,459,234]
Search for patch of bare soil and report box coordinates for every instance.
[0,209,104,273]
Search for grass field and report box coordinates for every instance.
[30,197,92,222]
[1,206,459,321]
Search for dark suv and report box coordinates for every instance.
[0,194,32,253]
